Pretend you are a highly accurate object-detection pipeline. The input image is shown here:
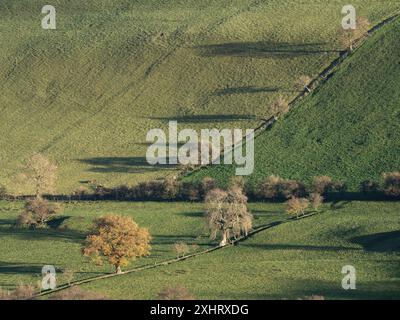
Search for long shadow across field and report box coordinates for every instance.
[149,114,257,123]
[351,231,400,252]
[78,157,177,173]
[195,41,340,58]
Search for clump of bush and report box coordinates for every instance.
[173,242,190,258]
[157,285,194,300]
[17,198,62,229]
[383,172,400,197]
[312,176,347,196]
[286,197,310,218]
[49,286,106,300]
[0,284,35,300]
[359,180,380,194]
[258,175,306,200]
[309,193,323,211]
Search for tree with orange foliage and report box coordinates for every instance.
[83,215,151,274]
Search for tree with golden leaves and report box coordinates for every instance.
[19,153,57,198]
[337,17,371,51]
[205,186,253,246]
[83,215,151,274]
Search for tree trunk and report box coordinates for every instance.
[219,231,228,247]
[116,265,122,274]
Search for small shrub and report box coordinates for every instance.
[73,186,89,200]
[162,176,179,199]
[201,177,217,197]
[309,193,323,211]
[359,180,379,194]
[296,75,312,93]
[383,172,400,197]
[114,184,130,200]
[258,175,306,200]
[157,286,194,300]
[17,198,62,229]
[312,176,334,195]
[62,268,74,285]
[270,96,289,118]
[173,242,190,258]
[179,181,201,201]
[286,197,310,218]
[229,176,245,190]
[0,284,36,300]
[49,286,106,300]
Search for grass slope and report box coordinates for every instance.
[1,1,399,193]
[189,15,400,191]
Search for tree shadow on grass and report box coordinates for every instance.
[0,261,44,275]
[151,234,204,246]
[241,243,360,252]
[0,226,86,243]
[213,86,297,96]
[351,231,400,253]
[182,211,204,218]
[249,279,400,300]
[195,41,340,58]
[78,157,177,174]
[148,114,258,123]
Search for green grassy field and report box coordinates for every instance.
[0,200,398,299]
[0,200,287,290]
[188,12,400,191]
[1,1,399,193]
[80,201,400,300]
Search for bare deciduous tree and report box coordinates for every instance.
[19,154,57,198]
[17,198,62,229]
[173,242,190,258]
[205,186,253,246]
[270,96,289,119]
[296,75,312,93]
[309,193,323,211]
[383,172,400,197]
[337,17,371,51]
[286,197,310,218]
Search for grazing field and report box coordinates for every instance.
[77,201,400,299]
[1,1,399,193]
[189,14,400,191]
[0,200,287,291]
[0,200,398,300]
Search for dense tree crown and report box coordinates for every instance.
[83,215,151,273]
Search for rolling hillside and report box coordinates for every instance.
[1,0,399,193]
[189,14,400,191]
